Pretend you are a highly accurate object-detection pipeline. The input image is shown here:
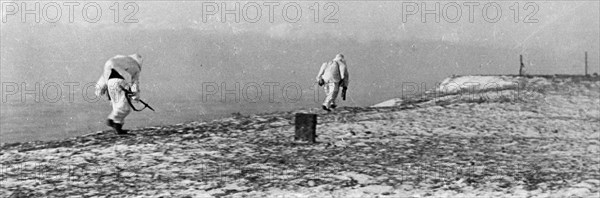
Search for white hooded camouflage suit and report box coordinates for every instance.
[316,54,349,109]
[95,54,142,124]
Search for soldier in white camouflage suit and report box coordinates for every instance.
[95,54,142,134]
[316,54,349,111]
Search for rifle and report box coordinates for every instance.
[119,85,155,112]
[340,77,348,101]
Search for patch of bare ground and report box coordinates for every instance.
[1,76,599,197]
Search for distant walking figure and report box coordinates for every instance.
[95,54,142,135]
[316,54,349,111]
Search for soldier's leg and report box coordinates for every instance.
[322,83,330,107]
[329,83,340,108]
[323,82,340,109]
[107,79,131,134]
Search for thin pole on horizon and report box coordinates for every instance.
[585,51,588,76]
[519,55,525,76]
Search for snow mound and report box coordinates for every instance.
[372,98,403,107]
[434,75,519,95]
[371,75,576,107]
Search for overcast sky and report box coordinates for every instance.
[1,1,599,86]
[3,1,598,45]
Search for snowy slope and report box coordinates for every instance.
[2,76,599,197]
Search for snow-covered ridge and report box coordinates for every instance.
[434,75,519,94]
[373,75,600,107]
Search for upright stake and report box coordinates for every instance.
[585,51,588,76]
[519,55,525,76]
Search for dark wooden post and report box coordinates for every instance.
[519,55,525,76]
[295,113,317,143]
[585,51,588,76]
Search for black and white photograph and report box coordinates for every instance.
[1,1,599,197]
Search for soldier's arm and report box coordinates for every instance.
[339,62,349,87]
[130,70,140,100]
[95,61,113,97]
[112,66,132,83]
[316,62,326,80]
